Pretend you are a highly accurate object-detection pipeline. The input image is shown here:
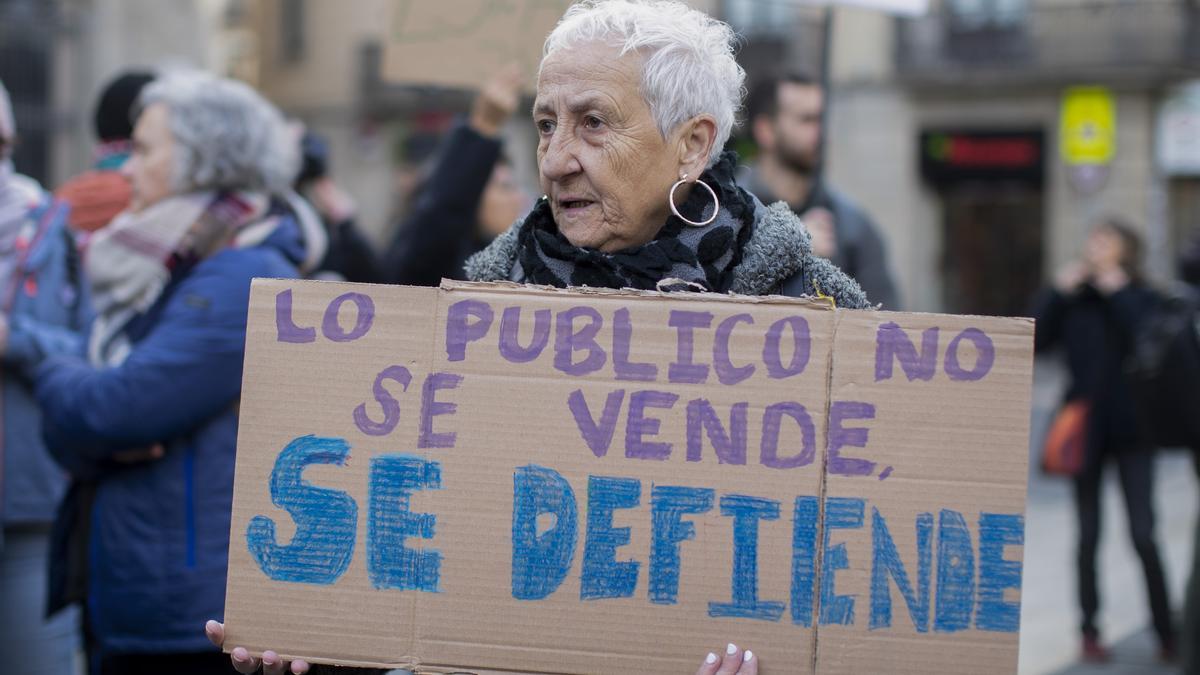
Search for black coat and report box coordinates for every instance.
[1033,282,1159,453]
[385,123,501,285]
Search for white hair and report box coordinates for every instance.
[542,0,745,167]
[139,71,297,195]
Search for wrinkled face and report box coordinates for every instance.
[477,163,527,238]
[123,103,176,212]
[534,42,683,252]
[1085,225,1125,270]
[769,82,822,175]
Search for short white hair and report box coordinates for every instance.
[543,0,745,167]
[139,71,297,195]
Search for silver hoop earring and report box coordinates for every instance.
[669,173,719,227]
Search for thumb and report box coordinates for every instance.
[205,620,225,648]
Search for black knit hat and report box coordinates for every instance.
[93,71,155,142]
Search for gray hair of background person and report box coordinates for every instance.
[0,79,15,158]
[138,71,298,195]
[543,0,745,167]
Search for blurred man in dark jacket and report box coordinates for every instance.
[740,71,899,310]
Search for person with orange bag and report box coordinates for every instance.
[1032,217,1175,663]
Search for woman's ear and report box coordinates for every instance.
[676,114,718,178]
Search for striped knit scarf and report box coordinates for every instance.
[85,191,271,366]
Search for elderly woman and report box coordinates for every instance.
[209,1,867,673]
[30,71,324,675]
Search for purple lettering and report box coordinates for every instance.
[353,365,412,436]
[625,390,679,460]
[567,389,626,458]
[828,401,877,476]
[714,313,755,386]
[763,316,810,379]
[419,372,463,449]
[875,323,938,382]
[668,310,713,384]
[554,306,606,376]
[686,399,748,465]
[613,308,657,382]
[322,292,374,343]
[275,289,316,343]
[944,328,995,382]
[760,402,816,469]
[445,299,494,362]
[499,306,551,363]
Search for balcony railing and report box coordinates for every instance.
[896,0,1200,86]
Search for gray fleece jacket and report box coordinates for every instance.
[464,196,872,309]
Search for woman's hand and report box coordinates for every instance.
[696,643,757,675]
[1054,261,1089,294]
[206,620,311,675]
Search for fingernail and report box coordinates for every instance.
[205,620,217,633]
[706,653,717,664]
[232,649,247,663]
[727,643,738,655]
[744,650,754,662]
[263,651,277,665]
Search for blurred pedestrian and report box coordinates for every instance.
[0,76,89,675]
[384,64,529,285]
[1032,217,1175,663]
[293,128,384,283]
[55,71,155,239]
[32,70,322,675]
[1178,233,1200,675]
[740,71,900,309]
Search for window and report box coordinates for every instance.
[946,0,1028,31]
[723,0,795,36]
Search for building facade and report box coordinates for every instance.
[821,0,1200,313]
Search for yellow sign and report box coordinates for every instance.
[1060,87,1116,165]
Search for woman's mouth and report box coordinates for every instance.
[559,199,594,211]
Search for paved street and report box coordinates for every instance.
[1020,359,1195,675]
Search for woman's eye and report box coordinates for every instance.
[583,115,603,130]
[536,119,555,135]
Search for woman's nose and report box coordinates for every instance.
[540,134,581,182]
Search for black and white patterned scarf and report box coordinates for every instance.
[513,152,756,293]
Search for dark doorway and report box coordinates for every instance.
[941,184,1044,317]
[0,0,56,186]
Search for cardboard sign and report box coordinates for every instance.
[381,0,574,90]
[223,279,1033,674]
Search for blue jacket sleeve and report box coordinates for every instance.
[385,122,502,285]
[5,314,87,371]
[34,254,261,461]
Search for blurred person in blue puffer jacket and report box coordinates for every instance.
[29,70,326,675]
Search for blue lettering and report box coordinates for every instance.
[709,495,785,621]
[247,435,357,585]
[512,465,578,600]
[367,455,442,591]
[649,486,714,605]
[820,497,864,625]
[581,476,641,600]
[935,509,975,632]
[975,513,1023,632]
[870,508,932,631]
